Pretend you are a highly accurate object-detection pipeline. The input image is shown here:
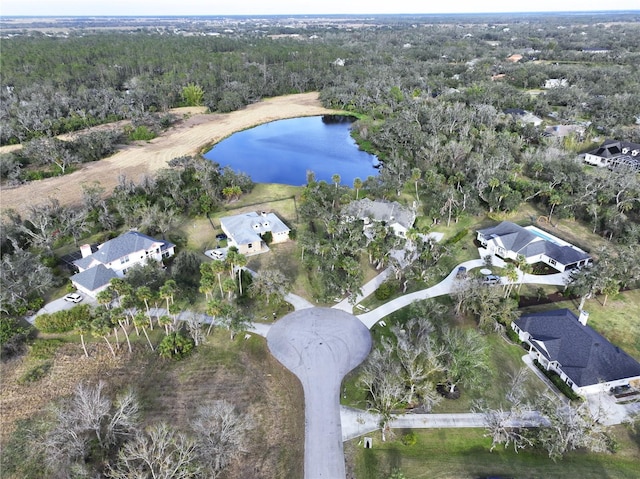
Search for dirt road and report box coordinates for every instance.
[0,93,336,214]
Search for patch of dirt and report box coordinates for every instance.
[1,93,336,215]
[0,342,130,445]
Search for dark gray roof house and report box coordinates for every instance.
[477,222,591,272]
[513,309,640,394]
[583,139,640,171]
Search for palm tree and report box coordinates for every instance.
[91,314,116,357]
[158,315,172,336]
[211,259,227,297]
[199,271,216,301]
[222,277,236,300]
[353,177,363,199]
[332,173,341,191]
[113,309,132,354]
[410,168,421,202]
[234,253,248,296]
[205,298,222,335]
[75,316,92,358]
[134,311,154,350]
[96,288,114,310]
[137,286,154,329]
[159,279,178,310]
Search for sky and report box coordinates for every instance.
[1,0,638,17]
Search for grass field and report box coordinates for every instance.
[346,425,640,479]
[1,329,304,479]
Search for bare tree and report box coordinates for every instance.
[438,326,490,394]
[184,312,206,347]
[534,394,610,461]
[360,346,408,441]
[191,401,253,478]
[43,382,139,476]
[390,318,444,408]
[475,369,537,453]
[249,268,291,305]
[107,423,200,479]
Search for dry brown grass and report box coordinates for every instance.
[0,331,304,479]
[1,93,336,215]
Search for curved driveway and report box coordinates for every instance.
[267,307,371,479]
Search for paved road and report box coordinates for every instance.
[267,308,371,479]
[356,251,571,328]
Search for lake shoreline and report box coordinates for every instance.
[1,92,337,214]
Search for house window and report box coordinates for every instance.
[248,243,253,249]
[120,255,130,264]
[549,258,556,265]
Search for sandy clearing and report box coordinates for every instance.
[0,93,336,214]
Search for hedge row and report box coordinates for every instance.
[34,304,91,333]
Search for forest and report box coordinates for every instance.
[1,13,640,479]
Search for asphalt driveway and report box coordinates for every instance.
[267,307,371,479]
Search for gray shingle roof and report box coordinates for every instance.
[478,222,590,266]
[74,231,174,268]
[342,199,415,230]
[587,139,640,170]
[70,264,118,292]
[515,309,640,387]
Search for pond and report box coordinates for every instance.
[203,115,379,186]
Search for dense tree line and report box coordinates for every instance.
[2,17,639,144]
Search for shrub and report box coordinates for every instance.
[18,361,52,384]
[533,359,582,401]
[446,228,468,245]
[158,331,195,360]
[125,125,156,141]
[0,318,33,359]
[401,432,417,446]
[261,231,273,245]
[34,304,91,333]
[29,339,66,360]
[375,281,397,301]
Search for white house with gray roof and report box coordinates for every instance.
[477,221,591,272]
[342,199,416,238]
[70,231,175,297]
[513,309,640,395]
[219,211,290,256]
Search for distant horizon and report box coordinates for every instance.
[2,10,640,18]
[1,0,639,17]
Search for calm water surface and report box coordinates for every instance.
[204,115,378,185]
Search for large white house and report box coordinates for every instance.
[219,211,290,256]
[477,222,591,272]
[71,231,175,297]
[583,139,640,171]
[512,309,640,395]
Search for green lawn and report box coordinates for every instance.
[347,426,640,479]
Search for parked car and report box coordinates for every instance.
[216,233,228,241]
[64,292,83,303]
[456,266,467,278]
[482,274,501,285]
